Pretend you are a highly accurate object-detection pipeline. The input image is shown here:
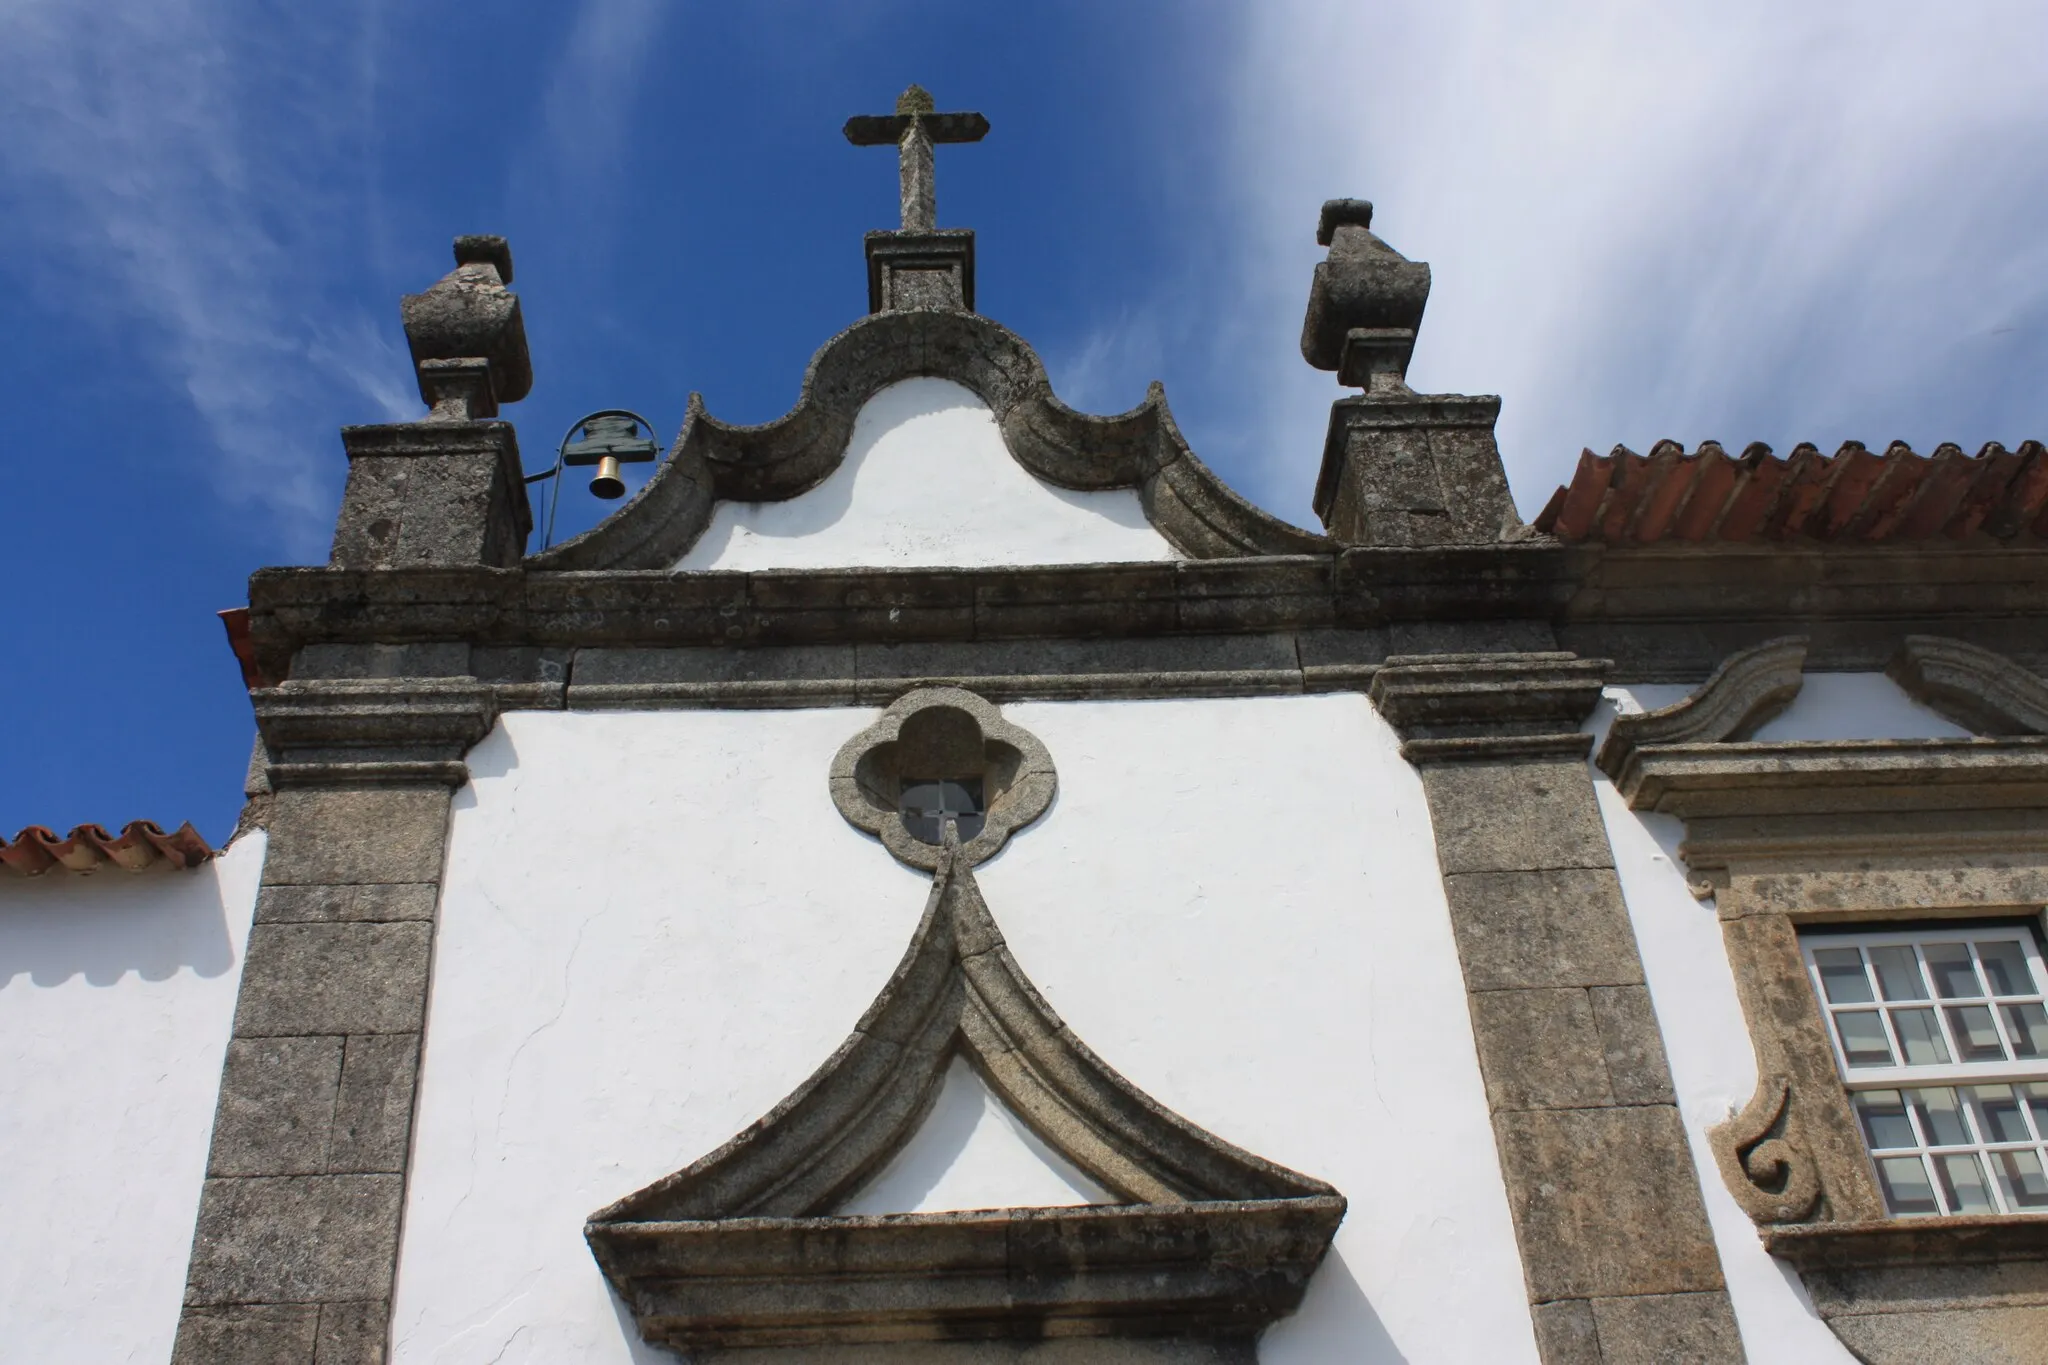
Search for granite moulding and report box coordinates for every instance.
[585,853,1346,1352]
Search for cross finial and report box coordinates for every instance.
[844,86,989,231]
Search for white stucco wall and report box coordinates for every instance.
[674,378,1179,570]
[0,832,264,1364]
[1590,673,1972,1365]
[395,696,1538,1364]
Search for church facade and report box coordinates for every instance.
[6,91,2048,1365]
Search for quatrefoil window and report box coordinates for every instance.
[829,688,1055,869]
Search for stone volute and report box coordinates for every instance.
[329,235,534,570]
[1303,200,1522,548]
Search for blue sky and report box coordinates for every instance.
[6,1,2047,844]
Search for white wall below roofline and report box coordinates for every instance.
[395,695,1539,1363]
[0,833,264,1365]
[675,377,1180,571]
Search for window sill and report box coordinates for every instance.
[1764,1214,2048,1270]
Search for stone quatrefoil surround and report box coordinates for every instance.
[828,686,1055,870]
[585,688,1346,1357]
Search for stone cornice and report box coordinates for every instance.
[1762,1215,2048,1273]
[241,548,1577,682]
[592,1198,1346,1351]
[251,678,498,787]
[1611,737,2048,817]
[240,542,2048,690]
[1369,652,1608,761]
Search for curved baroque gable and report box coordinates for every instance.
[532,310,1328,570]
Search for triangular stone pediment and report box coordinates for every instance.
[586,852,1344,1354]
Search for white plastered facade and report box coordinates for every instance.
[0,832,265,1364]
[1589,675,1975,1365]
[675,377,1179,571]
[392,697,1539,1364]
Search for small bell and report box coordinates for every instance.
[561,412,658,501]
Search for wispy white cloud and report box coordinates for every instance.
[0,1,408,555]
[524,0,673,265]
[1215,1,2048,521]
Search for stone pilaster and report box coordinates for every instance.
[1370,653,1746,1365]
[172,677,494,1363]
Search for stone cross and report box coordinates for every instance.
[843,85,989,232]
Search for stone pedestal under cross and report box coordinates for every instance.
[844,86,988,313]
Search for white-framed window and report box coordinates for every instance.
[1802,924,2048,1217]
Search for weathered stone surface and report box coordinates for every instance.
[234,923,433,1037]
[1370,652,1607,742]
[329,1034,420,1174]
[1443,869,1645,991]
[1469,989,1614,1111]
[399,235,529,410]
[1530,1299,1598,1362]
[574,644,858,687]
[1887,634,2048,737]
[1317,395,1522,547]
[1591,986,1678,1107]
[293,641,473,680]
[262,787,453,885]
[314,1300,389,1365]
[1420,761,1616,875]
[185,1175,404,1304]
[332,423,530,568]
[868,634,1300,686]
[865,229,976,312]
[1389,618,1557,656]
[1715,912,1890,1224]
[1493,1107,1725,1300]
[256,883,439,924]
[1299,199,1430,375]
[172,1303,320,1365]
[1827,1305,2048,1365]
[209,1036,345,1176]
[1589,1292,1744,1365]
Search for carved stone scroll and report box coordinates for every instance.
[1595,634,1807,782]
[1888,635,2048,737]
[1707,1075,1822,1225]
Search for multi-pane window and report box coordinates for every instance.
[1803,926,2048,1217]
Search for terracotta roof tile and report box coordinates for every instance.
[1535,440,2048,546]
[1,821,214,876]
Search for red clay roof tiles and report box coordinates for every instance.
[1,821,214,876]
[1533,440,2048,546]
